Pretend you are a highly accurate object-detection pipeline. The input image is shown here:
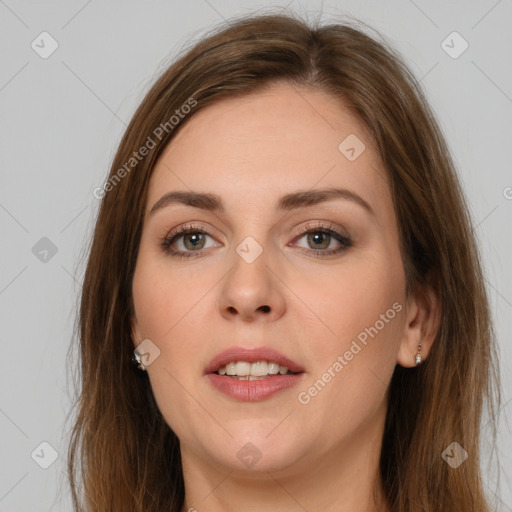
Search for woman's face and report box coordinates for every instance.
[131,82,412,475]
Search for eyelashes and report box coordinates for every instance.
[161,224,215,258]
[160,222,353,259]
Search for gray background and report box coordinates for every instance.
[0,0,510,510]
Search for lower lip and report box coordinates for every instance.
[206,373,305,402]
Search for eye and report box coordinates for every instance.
[292,222,352,256]
[161,223,219,258]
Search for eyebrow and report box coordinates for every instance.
[149,187,375,217]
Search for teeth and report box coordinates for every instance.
[236,361,251,376]
[216,360,292,377]
[225,362,237,376]
[251,361,267,376]
[268,362,280,375]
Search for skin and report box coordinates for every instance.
[131,82,438,512]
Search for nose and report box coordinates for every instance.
[218,245,286,323]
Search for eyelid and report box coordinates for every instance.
[161,222,219,250]
[292,220,349,238]
[163,221,222,242]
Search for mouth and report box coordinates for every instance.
[205,346,305,375]
[204,346,305,401]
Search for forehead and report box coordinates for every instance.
[146,82,391,219]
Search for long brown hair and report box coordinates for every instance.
[66,11,501,511]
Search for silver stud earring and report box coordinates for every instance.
[131,348,147,373]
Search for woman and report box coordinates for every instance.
[67,12,501,511]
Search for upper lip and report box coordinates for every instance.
[204,346,305,375]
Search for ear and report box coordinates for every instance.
[131,314,142,349]
[397,283,441,368]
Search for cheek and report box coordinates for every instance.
[295,305,403,448]
[132,252,210,341]
[131,251,222,385]
[292,250,405,355]
[293,250,405,414]
[304,252,405,392]
[132,270,173,341]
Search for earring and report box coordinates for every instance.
[415,343,422,366]
[131,349,147,374]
